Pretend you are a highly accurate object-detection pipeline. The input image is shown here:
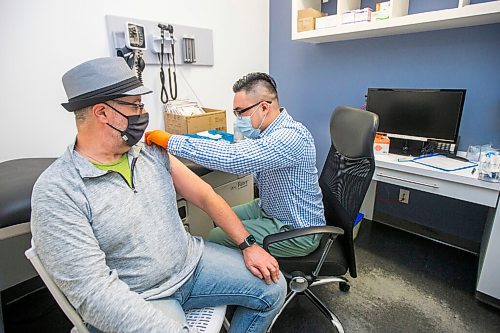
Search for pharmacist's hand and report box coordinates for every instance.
[242,245,280,285]
[145,130,172,149]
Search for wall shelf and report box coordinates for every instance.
[292,0,500,43]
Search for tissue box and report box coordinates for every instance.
[316,15,337,29]
[355,8,372,22]
[374,134,390,155]
[342,11,356,24]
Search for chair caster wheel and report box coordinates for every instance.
[339,282,350,292]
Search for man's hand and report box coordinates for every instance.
[242,245,280,284]
[145,130,172,149]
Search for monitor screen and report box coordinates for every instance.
[366,88,466,143]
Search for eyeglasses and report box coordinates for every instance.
[233,100,271,119]
[112,99,145,112]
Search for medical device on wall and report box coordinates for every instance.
[125,22,146,50]
[114,22,147,83]
[157,24,178,103]
[183,37,196,63]
[106,15,214,103]
[106,15,214,67]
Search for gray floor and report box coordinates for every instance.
[3,220,500,332]
[273,220,500,332]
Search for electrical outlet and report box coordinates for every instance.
[399,189,410,204]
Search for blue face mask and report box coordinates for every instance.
[234,106,266,139]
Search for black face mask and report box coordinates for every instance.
[104,103,149,146]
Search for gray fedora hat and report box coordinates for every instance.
[61,57,152,112]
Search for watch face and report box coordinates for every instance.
[247,235,256,244]
[239,234,256,250]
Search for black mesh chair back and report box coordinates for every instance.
[264,106,378,333]
[320,106,379,277]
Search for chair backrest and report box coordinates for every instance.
[25,244,90,333]
[319,106,378,278]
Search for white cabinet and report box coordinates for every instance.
[292,0,500,43]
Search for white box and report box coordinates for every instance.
[372,10,390,21]
[316,15,337,29]
[342,11,355,24]
[376,1,391,12]
[355,8,372,22]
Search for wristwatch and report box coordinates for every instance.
[238,234,257,250]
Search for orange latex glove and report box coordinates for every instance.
[145,130,172,149]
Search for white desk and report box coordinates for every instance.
[360,154,500,307]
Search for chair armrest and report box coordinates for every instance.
[263,226,344,253]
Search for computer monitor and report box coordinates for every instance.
[366,88,466,144]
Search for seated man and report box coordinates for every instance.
[145,72,326,257]
[30,57,286,333]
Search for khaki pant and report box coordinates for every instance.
[207,199,321,257]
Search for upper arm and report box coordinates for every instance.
[169,154,215,208]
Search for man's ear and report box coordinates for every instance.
[262,101,272,114]
[92,103,108,124]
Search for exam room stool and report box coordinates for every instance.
[0,157,56,332]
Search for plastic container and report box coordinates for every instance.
[478,148,500,183]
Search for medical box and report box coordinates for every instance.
[315,15,337,29]
[355,8,373,22]
[342,11,356,24]
[164,108,226,135]
[373,1,391,20]
[374,133,390,155]
[376,1,391,12]
[297,8,325,32]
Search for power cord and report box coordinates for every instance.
[135,50,145,83]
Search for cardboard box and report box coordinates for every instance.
[297,8,325,32]
[298,8,323,19]
[298,17,316,32]
[316,15,337,29]
[164,108,226,135]
[374,133,390,155]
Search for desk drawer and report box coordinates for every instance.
[373,182,488,253]
[374,167,498,207]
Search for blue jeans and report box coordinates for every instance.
[88,242,286,333]
[168,241,286,332]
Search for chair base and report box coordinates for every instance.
[267,276,349,333]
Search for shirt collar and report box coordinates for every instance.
[66,139,144,178]
[259,107,288,138]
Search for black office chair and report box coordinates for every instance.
[263,106,378,333]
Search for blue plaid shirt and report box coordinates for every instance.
[168,109,325,229]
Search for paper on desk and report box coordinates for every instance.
[411,154,477,172]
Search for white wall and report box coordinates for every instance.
[0,0,269,162]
